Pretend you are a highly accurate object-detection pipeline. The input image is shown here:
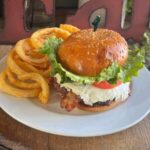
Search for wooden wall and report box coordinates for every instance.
[56,0,78,8]
[0,0,78,28]
[0,0,149,43]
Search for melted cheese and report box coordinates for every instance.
[55,74,130,106]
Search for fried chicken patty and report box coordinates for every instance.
[58,29,128,76]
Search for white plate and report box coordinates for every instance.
[0,57,150,137]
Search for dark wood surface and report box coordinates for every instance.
[0,45,150,150]
[1,108,150,150]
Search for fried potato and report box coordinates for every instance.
[26,48,46,58]
[0,26,61,104]
[59,24,80,33]
[15,58,51,77]
[6,68,40,89]
[18,73,50,104]
[15,58,37,72]
[26,61,49,69]
[30,27,71,49]
[15,39,49,64]
[7,50,27,75]
[0,71,40,98]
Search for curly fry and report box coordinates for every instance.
[18,73,50,104]
[7,50,27,75]
[15,58,51,77]
[26,61,49,69]
[30,27,71,49]
[26,48,46,58]
[0,71,40,98]
[59,24,80,33]
[15,39,49,64]
[6,68,40,89]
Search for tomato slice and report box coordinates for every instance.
[93,80,122,89]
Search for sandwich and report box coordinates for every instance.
[41,28,144,112]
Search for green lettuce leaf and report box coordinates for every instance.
[40,37,144,84]
[118,48,144,82]
[129,30,150,69]
[40,36,64,76]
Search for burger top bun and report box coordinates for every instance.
[58,29,128,76]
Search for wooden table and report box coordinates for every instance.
[0,45,150,150]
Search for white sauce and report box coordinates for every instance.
[55,74,130,106]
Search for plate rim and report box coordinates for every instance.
[0,57,150,137]
[1,104,150,137]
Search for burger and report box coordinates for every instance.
[41,28,144,112]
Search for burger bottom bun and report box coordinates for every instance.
[77,99,127,112]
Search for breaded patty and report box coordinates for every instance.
[58,29,128,76]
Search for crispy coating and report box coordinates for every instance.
[58,29,128,76]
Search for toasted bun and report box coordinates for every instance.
[77,100,125,112]
[58,29,128,76]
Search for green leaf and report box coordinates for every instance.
[40,36,63,55]
[41,37,144,84]
[119,48,144,82]
[129,30,150,68]
[40,36,64,76]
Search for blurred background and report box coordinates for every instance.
[0,0,149,68]
[0,0,78,29]
[0,0,138,29]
